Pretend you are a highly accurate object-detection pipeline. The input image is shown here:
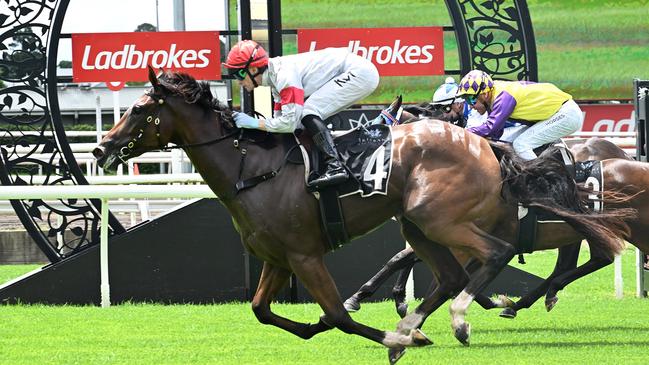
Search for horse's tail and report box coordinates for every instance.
[490,142,633,259]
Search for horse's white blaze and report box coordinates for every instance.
[449,290,474,329]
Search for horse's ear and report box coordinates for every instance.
[147,65,161,92]
[388,95,403,115]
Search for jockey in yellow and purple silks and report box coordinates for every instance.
[456,70,584,160]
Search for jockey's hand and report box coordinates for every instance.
[233,111,261,129]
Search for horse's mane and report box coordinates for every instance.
[157,70,235,128]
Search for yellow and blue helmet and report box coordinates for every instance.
[457,70,494,97]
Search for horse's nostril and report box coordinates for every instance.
[92,146,105,159]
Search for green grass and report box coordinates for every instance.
[0,246,648,364]
[228,0,649,104]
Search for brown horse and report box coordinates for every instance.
[92,68,630,363]
[344,137,646,319]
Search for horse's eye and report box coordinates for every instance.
[133,106,142,114]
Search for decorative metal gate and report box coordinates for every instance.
[0,0,537,263]
[0,0,124,263]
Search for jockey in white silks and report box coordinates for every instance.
[223,40,379,188]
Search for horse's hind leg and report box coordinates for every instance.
[343,247,418,317]
[287,253,433,351]
[500,242,581,318]
[394,219,468,334]
[252,262,331,339]
[392,259,419,318]
[544,242,614,311]
[445,228,516,345]
[386,219,469,363]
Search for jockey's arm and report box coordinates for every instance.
[467,91,516,139]
[263,73,306,133]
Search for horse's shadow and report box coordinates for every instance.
[467,339,649,349]
[476,325,649,335]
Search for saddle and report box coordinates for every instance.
[235,99,402,251]
[294,123,393,250]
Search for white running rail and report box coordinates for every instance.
[0,185,217,307]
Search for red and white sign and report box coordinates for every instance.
[297,27,444,77]
[579,103,635,132]
[72,31,221,82]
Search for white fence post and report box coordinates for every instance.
[636,248,644,298]
[100,197,110,307]
[614,254,623,299]
[405,241,414,303]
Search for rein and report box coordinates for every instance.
[118,93,290,193]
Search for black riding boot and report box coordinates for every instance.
[302,114,349,188]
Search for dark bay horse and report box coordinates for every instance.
[92,68,631,362]
[344,137,647,319]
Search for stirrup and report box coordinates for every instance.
[308,169,349,189]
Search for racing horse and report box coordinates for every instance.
[92,68,631,362]
[344,137,646,319]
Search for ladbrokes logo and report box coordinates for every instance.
[298,27,444,76]
[308,40,435,65]
[80,44,211,70]
[72,31,220,82]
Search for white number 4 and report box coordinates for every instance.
[363,145,388,190]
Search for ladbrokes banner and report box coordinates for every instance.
[72,31,221,82]
[297,27,444,76]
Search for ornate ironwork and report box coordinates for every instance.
[0,0,124,262]
[446,0,538,81]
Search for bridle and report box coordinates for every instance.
[116,93,240,164]
[116,90,284,195]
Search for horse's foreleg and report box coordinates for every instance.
[288,253,432,351]
[544,244,614,311]
[343,247,418,315]
[251,262,332,340]
[500,242,581,318]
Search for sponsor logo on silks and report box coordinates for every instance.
[80,44,212,70]
[334,71,356,87]
[309,40,435,65]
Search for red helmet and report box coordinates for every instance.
[223,40,269,69]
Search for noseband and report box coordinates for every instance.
[116,93,240,164]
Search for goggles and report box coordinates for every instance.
[232,68,248,81]
[432,104,453,113]
[464,94,478,106]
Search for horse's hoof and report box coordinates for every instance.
[396,302,408,319]
[454,323,471,346]
[499,307,517,319]
[388,347,406,365]
[411,328,433,347]
[545,296,558,312]
[498,294,516,308]
[343,298,360,313]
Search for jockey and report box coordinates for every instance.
[223,40,380,188]
[456,70,583,160]
[429,77,483,128]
